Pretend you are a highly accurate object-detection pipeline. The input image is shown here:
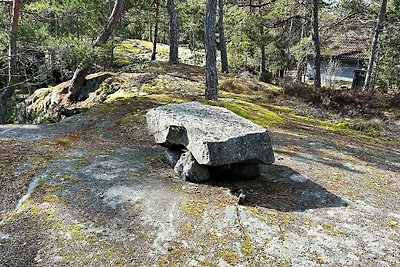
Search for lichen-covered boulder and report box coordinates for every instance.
[146,102,275,166]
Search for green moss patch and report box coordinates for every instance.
[144,94,187,105]
[206,99,284,127]
[219,78,282,95]
[114,39,170,66]
[290,114,381,138]
[106,92,136,103]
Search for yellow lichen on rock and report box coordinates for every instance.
[219,250,239,265]
[182,199,208,219]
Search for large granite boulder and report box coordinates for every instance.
[146,102,274,166]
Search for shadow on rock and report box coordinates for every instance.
[207,164,348,212]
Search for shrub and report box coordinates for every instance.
[259,71,273,83]
[282,82,398,117]
[350,118,385,137]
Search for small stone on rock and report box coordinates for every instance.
[174,152,210,182]
[238,193,246,205]
[165,148,184,167]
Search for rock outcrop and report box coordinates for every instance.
[14,73,112,124]
[146,102,275,181]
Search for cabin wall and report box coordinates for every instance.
[305,59,365,87]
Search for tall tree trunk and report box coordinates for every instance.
[149,22,153,42]
[295,56,306,82]
[151,0,160,61]
[260,26,266,74]
[258,0,266,77]
[2,0,21,100]
[218,0,229,73]
[167,0,179,64]
[68,0,124,101]
[249,0,254,13]
[286,16,294,73]
[0,0,21,124]
[205,0,218,100]
[311,0,321,88]
[363,0,388,91]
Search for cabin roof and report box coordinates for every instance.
[322,31,369,61]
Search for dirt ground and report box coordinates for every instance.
[1,94,399,267]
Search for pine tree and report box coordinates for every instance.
[205,0,218,100]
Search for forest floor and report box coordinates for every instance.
[1,46,400,266]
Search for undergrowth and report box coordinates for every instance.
[283,82,399,118]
